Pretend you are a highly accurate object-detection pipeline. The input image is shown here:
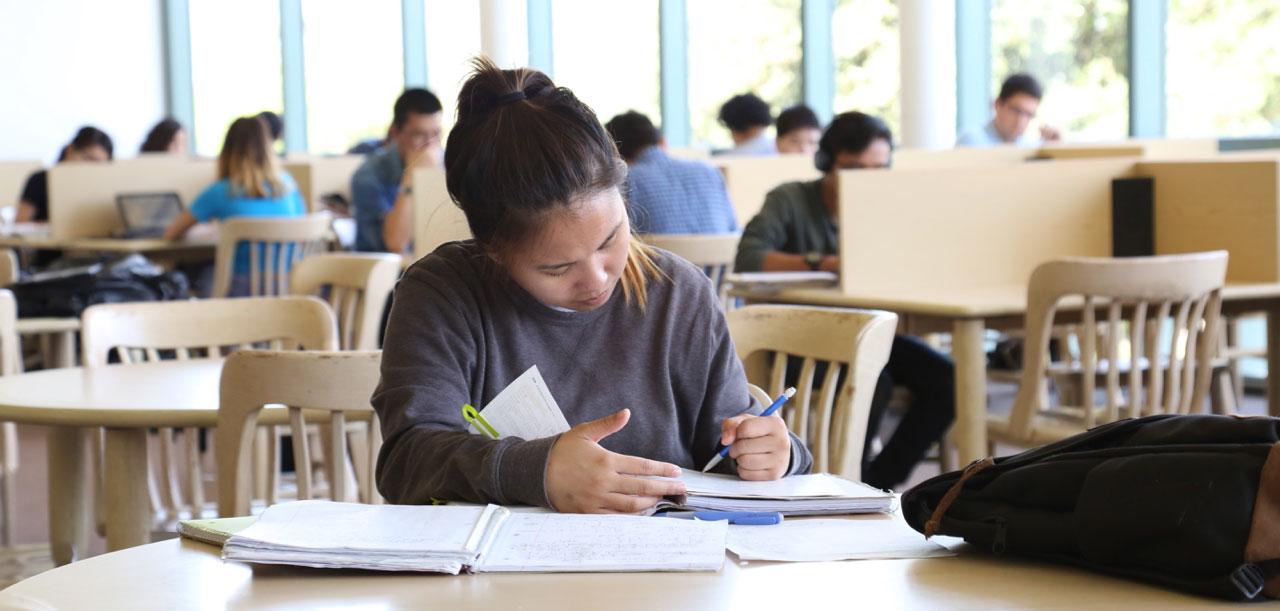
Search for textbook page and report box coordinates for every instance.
[476,512,727,573]
[469,365,571,440]
[727,517,953,562]
[678,470,890,499]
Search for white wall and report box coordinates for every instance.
[0,0,166,163]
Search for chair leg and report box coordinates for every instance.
[1,422,16,546]
[1211,369,1238,415]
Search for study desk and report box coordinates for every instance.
[1,537,1267,610]
[729,282,1280,465]
[0,360,286,564]
[0,224,216,258]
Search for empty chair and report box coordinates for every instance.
[212,213,333,298]
[988,252,1227,449]
[726,304,897,478]
[643,233,740,299]
[0,289,21,545]
[81,296,337,527]
[290,252,402,350]
[217,349,383,517]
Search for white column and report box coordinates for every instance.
[898,0,957,149]
[480,0,529,68]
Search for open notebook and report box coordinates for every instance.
[223,500,727,574]
[657,470,895,516]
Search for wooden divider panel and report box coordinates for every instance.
[47,158,215,238]
[284,155,365,213]
[0,161,41,209]
[714,154,821,227]
[411,167,471,261]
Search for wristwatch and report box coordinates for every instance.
[804,251,823,271]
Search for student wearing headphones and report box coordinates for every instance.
[373,59,812,513]
[734,112,955,490]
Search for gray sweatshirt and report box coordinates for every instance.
[373,240,813,507]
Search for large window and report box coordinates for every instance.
[1166,1,1280,137]
[551,0,660,127]
[990,0,1128,141]
[189,0,284,157]
[424,0,482,139]
[686,0,803,149]
[301,0,404,154]
[833,0,900,134]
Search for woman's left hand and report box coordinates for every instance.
[719,414,790,480]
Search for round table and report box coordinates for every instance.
[0,537,1260,610]
[0,360,242,563]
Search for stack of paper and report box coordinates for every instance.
[658,471,895,516]
[223,500,728,574]
[726,517,953,562]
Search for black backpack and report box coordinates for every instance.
[10,254,189,318]
[902,414,1280,601]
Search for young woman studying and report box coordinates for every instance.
[164,116,304,295]
[18,126,114,223]
[373,59,813,514]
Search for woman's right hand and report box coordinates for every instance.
[545,409,687,514]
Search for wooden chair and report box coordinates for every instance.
[0,290,21,545]
[217,350,383,517]
[0,249,16,286]
[81,296,338,528]
[726,304,897,479]
[289,252,402,350]
[988,252,1228,449]
[642,234,740,307]
[211,213,333,298]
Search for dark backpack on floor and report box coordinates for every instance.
[10,254,189,318]
[902,414,1280,601]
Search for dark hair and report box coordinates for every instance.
[815,112,893,172]
[255,111,283,140]
[775,105,821,137]
[444,57,662,307]
[604,111,661,161]
[998,73,1044,101]
[219,116,282,198]
[717,93,773,132]
[140,118,184,153]
[58,126,114,161]
[393,88,443,128]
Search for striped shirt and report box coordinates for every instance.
[624,147,739,235]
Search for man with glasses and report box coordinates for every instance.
[956,73,1061,147]
[351,88,444,253]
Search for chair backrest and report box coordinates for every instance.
[80,296,338,367]
[1009,251,1229,440]
[642,234,740,301]
[0,249,16,287]
[0,290,19,377]
[726,304,897,478]
[217,349,382,516]
[212,213,333,298]
[290,253,402,350]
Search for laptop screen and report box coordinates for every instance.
[116,192,183,231]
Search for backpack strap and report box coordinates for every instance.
[924,456,994,538]
[1231,560,1280,600]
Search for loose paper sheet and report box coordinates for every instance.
[727,517,953,562]
[468,365,571,440]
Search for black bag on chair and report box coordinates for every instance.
[901,414,1280,601]
[10,254,189,318]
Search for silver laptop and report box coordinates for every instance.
[115,192,183,239]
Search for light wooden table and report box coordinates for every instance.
[0,360,257,564]
[730,282,1280,466]
[1,537,1266,610]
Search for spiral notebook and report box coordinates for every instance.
[222,500,727,574]
[656,470,895,516]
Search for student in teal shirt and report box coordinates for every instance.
[165,116,305,295]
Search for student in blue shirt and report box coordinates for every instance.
[350,88,444,254]
[605,111,738,235]
[164,116,304,295]
[716,93,776,156]
[956,73,1062,147]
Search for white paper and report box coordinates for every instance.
[655,471,895,515]
[725,271,838,286]
[727,517,954,562]
[469,365,571,440]
[475,512,727,573]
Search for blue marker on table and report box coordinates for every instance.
[659,511,783,526]
[700,387,796,473]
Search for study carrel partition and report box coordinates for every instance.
[47,158,215,239]
[283,155,365,213]
[892,138,1218,170]
[713,154,822,228]
[411,166,471,261]
[0,161,41,209]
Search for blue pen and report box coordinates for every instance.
[659,511,784,526]
[701,387,796,473]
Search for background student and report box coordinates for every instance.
[256,111,284,152]
[956,73,1062,147]
[716,93,776,156]
[18,126,114,223]
[164,116,304,296]
[350,88,444,254]
[373,59,812,514]
[734,112,954,490]
[775,104,823,155]
[139,118,188,155]
[605,110,738,235]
